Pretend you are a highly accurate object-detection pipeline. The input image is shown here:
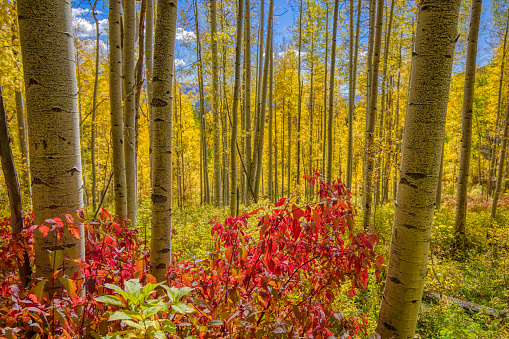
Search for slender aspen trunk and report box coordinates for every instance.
[15,91,30,198]
[346,0,355,189]
[18,0,85,281]
[491,100,509,222]
[244,0,252,203]
[146,0,154,180]
[455,0,482,244]
[308,37,315,200]
[150,0,178,282]
[193,0,210,204]
[253,0,274,198]
[0,86,32,286]
[230,0,244,216]
[90,0,100,212]
[123,0,137,226]
[376,1,460,336]
[488,9,509,195]
[297,0,303,186]
[287,102,292,197]
[109,0,127,218]
[365,0,376,134]
[268,49,274,201]
[282,99,285,197]
[327,0,340,183]
[321,3,329,178]
[211,0,221,206]
[362,0,383,230]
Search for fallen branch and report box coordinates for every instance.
[423,290,507,318]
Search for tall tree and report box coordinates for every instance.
[90,0,100,212]
[150,0,178,282]
[362,0,383,230]
[211,0,221,206]
[146,0,154,180]
[0,86,31,286]
[15,91,30,198]
[244,0,252,202]
[376,1,461,337]
[109,0,127,218]
[123,0,137,225]
[18,0,85,281]
[454,0,482,245]
[326,0,340,183]
[230,0,244,216]
[491,100,509,223]
[296,0,303,186]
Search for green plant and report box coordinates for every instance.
[96,279,194,339]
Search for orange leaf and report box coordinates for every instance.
[39,225,49,237]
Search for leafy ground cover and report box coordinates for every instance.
[0,175,384,338]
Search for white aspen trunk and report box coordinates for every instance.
[15,91,31,198]
[18,0,85,282]
[146,0,154,182]
[230,0,244,216]
[211,0,221,207]
[327,0,340,183]
[109,0,128,218]
[455,0,482,244]
[123,0,137,226]
[150,0,178,282]
[376,1,461,336]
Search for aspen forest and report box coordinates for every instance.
[2,0,509,337]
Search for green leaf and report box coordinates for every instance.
[95,295,125,307]
[124,279,142,298]
[49,250,64,271]
[150,330,167,339]
[58,277,77,301]
[171,302,194,314]
[104,283,126,295]
[162,320,176,333]
[108,311,133,321]
[124,319,145,331]
[161,285,193,302]
[34,279,47,303]
[209,320,223,326]
[142,305,164,318]
[141,282,161,299]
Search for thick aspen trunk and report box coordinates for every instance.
[123,0,137,226]
[230,0,244,216]
[150,0,178,282]
[376,1,460,337]
[109,0,128,218]
[455,0,482,244]
[18,0,85,282]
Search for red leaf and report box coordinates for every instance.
[101,207,111,220]
[39,225,49,237]
[275,198,286,207]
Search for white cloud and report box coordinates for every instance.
[176,28,196,42]
[175,59,186,66]
[277,49,307,58]
[72,8,108,38]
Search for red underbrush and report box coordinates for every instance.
[0,172,383,338]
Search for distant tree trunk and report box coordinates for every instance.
[109,0,127,218]
[146,0,154,181]
[297,0,303,186]
[15,91,30,198]
[327,0,340,183]
[230,0,244,216]
[211,0,221,206]
[244,0,252,202]
[287,102,292,197]
[90,0,100,212]
[491,100,509,222]
[253,0,274,198]
[376,1,460,337]
[0,86,32,287]
[308,37,315,200]
[488,9,509,196]
[18,0,85,282]
[150,0,178,282]
[123,0,137,226]
[455,0,482,244]
[321,2,329,178]
[268,47,274,201]
[193,0,210,204]
[346,0,355,189]
[362,0,383,230]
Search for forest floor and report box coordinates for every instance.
[154,190,509,338]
